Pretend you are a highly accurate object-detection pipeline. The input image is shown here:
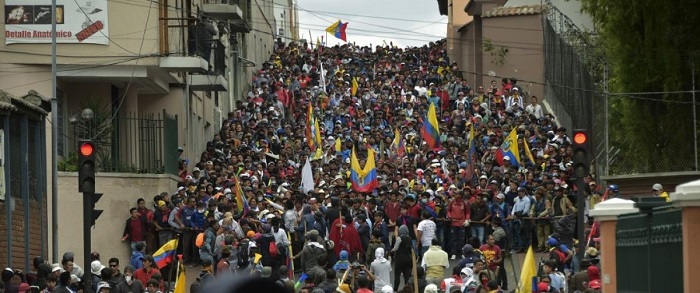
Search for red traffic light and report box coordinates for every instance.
[80,142,95,156]
[573,132,588,145]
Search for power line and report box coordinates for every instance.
[86,0,155,140]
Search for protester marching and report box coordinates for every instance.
[6,30,613,293]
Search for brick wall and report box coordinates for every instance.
[0,197,47,271]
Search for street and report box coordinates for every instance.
[178,251,547,291]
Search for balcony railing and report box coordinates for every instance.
[69,110,179,174]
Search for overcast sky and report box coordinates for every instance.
[296,0,447,48]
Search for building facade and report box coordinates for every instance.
[0,0,288,268]
[0,91,50,270]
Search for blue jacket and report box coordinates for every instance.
[192,211,206,230]
[130,251,144,270]
[181,207,196,228]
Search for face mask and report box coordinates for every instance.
[257,196,263,201]
[198,209,205,213]
[125,276,132,283]
[421,198,428,203]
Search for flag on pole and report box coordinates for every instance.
[173,263,186,293]
[334,138,342,152]
[496,128,521,167]
[523,138,536,164]
[351,77,359,96]
[301,158,314,194]
[325,20,348,42]
[350,148,379,192]
[420,103,441,149]
[316,36,322,54]
[465,123,476,182]
[233,176,249,215]
[152,239,178,269]
[518,246,538,293]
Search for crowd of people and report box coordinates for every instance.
[3,39,620,293]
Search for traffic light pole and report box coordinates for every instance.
[83,191,94,293]
[576,178,586,260]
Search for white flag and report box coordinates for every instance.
[301,158,315,194]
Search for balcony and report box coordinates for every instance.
[159,56,208,72]
[188,41,228,92]
[202,0,244,21]
[188,74,228,92]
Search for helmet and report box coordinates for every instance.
[608,184,619,192]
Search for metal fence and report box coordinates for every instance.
[542,1,608,177]
[616,206,683,292]
[75,110,179,175]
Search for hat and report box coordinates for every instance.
[96,281,111,292]
[157,200,166,207]
[185,175,193,180]
[278,265,288,276]
[537,282,550,292]
[586,247,599,257]
[424,284,439,293]
[18,283,30,293]
[652,183,663,191]
[260,266,272,278]
[588,279,602,289]
[177,186,185,191]
[246,231,256,238]
[90,260,105,275]
[380,285,394,293]
[496,193,505,199]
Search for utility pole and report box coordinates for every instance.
[693,61,698,171]
[50,0,59,263]
[603,64,609,176]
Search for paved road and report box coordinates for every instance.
[178,251,547,291]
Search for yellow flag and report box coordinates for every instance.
[523,138,535,164]
[173,264,186,293]
[518,246,538,293]
[351,77,359,96]
[316,36,321,49]
[335,138,342,152]
[254,253,263,264]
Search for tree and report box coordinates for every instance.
[581,0,700,173]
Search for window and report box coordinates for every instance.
[8,115,21,199]
[28,119,39,200]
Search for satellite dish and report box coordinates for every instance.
[488,70,496,77]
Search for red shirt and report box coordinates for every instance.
[384,201,401,222]
[479,244,502,271]
[133,267,161,287]
[129,218,144,242]
[447,199,470,227]
[407,203,422,219]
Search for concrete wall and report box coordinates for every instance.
[481,14,544,97]
[447,0,474,66]
[48,172,180,266]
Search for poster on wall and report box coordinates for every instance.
[4,0,109,45]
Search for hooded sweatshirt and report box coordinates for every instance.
[370,247,392,289]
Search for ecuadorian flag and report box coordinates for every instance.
[325,20,348,42]
[153,239,178,269]
[496,128,521,167]
[421,103,441,149]
[305,102,316,150]
[350,147,379,193]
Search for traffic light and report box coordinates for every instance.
[90,193,104,227]
[571,129,590,179]
[78,140,96,193]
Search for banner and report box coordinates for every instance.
[5,0,109,45]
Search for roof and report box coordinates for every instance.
[0,90,50,115]
[482,4,546,18]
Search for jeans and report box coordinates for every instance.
[470,225,485,245]
[158,230,172,247]
[450,226,465,257]
[435,225,445,248]
[512,220,523,250]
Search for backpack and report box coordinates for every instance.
[269,239,280,257]
[237,239,250,267]
[196,232,205,248]
[550,248,568,265]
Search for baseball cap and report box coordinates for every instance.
[652,183,662,191]
[588,279,602,289]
